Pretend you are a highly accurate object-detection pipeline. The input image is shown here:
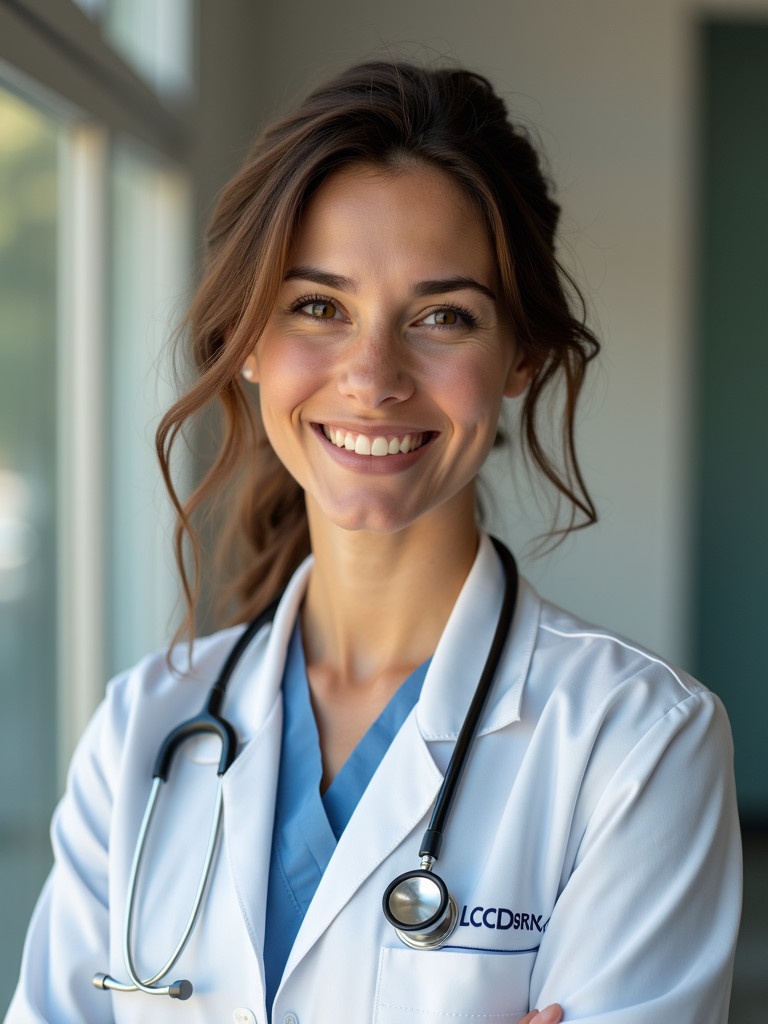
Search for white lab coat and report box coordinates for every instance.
[7,533,742,1024]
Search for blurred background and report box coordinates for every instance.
[0,0,765,1018]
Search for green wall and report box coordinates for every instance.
[694,21,768,819]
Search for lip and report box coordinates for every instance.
[311,422,437,472]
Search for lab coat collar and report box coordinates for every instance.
[224,531,539,747]
[221,554,314,743]
[415,531,539,740]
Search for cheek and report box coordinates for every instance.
[429,355,507,431]
[256,337,325,414]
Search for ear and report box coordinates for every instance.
[241,353,259,384]
[503,346,535,398]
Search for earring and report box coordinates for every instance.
[241,360,256,382]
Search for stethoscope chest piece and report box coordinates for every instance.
[382,868,459,950]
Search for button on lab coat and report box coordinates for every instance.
[7,534,742,1023]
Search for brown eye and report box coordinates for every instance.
[422,307,466,327]
[304,300,337,319]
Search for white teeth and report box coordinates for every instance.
[323,426,425,456]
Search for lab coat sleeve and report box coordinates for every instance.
[529,689,742,1023]
[5,674,129,1024]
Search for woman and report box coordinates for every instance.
[8,62,740,1024]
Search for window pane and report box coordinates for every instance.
[105,0,194,98]
[0,85,59,1009]
[108,142,190,675]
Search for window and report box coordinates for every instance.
[108,141,190,674]
[73,0,194,98]
[0,0,193,1007]
[0,86,60,1003]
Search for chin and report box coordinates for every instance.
[331,512,415,536]
[319,496,426,536]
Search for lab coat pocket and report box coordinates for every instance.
[373,945,534,1023]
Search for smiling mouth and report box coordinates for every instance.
[320,425,431,456]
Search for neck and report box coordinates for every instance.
[301,507,479,685]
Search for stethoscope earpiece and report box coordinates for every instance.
[383,866,459,950]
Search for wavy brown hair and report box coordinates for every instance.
[156,60,600,641]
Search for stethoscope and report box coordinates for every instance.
[93,537,518,999]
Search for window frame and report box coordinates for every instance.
[0,0,194,769]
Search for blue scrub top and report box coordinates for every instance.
[263,623,429,1014]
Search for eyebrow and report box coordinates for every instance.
[413,277,497,303]
[284,266,355,292]
[284,266,497,303]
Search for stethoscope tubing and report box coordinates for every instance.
[94,778,224,1000]
[382,539,517,947]
[418,537,517,863]
[124,779,224,988]
[93,602,279,998]
[95,543,518,994]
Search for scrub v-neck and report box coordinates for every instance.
[263,621,430,1014]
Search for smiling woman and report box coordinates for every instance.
[156,65,602,636]
[247,163,528,540]
[7,61,741,1024]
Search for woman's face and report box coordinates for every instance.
[249,162,530,539]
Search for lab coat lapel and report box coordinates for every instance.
[220,701,281,988]
[283,533,530,975]
[283,709,443,974]
[220,559,312,982]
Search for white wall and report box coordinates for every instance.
[196,0,768,666]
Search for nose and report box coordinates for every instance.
[338,328,414,408]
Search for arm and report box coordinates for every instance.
[530,691,742,1022]
[5,681,125,1023]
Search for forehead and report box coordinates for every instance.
[289,162,497,283]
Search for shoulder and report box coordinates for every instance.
[79,558,313,782]
[513,583,736,850]
[68,624,252,784]
[534,589,701,695]
[105,624,251,717]
[516,579,729,751]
